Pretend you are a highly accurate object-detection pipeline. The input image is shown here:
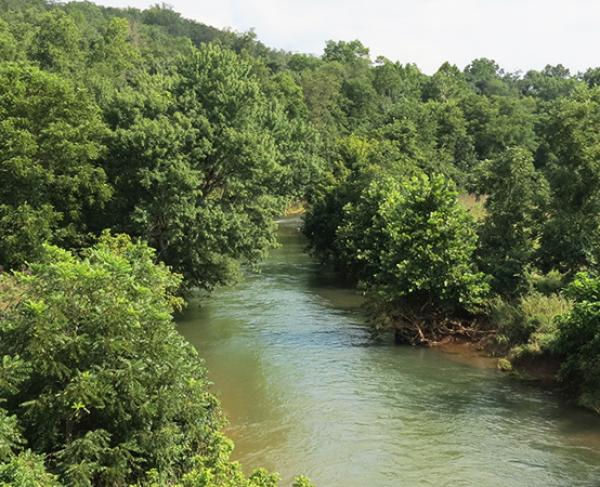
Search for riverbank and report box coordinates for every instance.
[431,334,561,384]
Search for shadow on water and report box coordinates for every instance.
[178,217,600,487]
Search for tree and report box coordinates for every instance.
[520,64,578,100]
[0,234,313,486]
[464,58,512,97]
[537,86,600,273]
[320,40,379,132]
[303,135,380,267]
[582,67,600,88]
[422,62,470,101]
[260,70,326,203]
[373,59,425,104]
[461,93,537,162]
[476,147,549,295]
[322,39,370,65]
[0,234,225,485]
[101,45,286,290]
[29,10,83,73]
[296,62,345,139]
[0,63,109,269]
[86,17,140,96]
[427,99,477,185]
[0,18,17,61]
[337,173,489,342]
[0,353,59,486]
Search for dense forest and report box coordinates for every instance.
[1,0,600,485]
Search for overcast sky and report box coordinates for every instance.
[86,0,599,74]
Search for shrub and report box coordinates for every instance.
[491,291,572,359]
[556,273,600,412]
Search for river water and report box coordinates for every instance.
[178,218,600,486]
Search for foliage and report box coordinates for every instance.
[537,86,600,274]
[99,44,290,291]
[0,63,109,269]
[334,173,489,341]
[490,292,572,358]
[476,147,549,295]
[1,0,600,467]
[520,64,579,101]
[463,58,513,97]
[0,234,224,485]
[556,273,600,412]
[0,234,312,485]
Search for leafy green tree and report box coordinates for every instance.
[261,70,325,203]
[86,17,141,96]
[476,147,549,295]
[303,135,378,266]
[337,173,489,341]
[537,86,600,273]
[520,64,578,100]
[422,62,470,101]
[0,63,109,269]
[287,53,322,72]
[582,67,600,88]
[102,45,285,290]
[464,58,512,97]
[0,234,223,485]
[461,94,537,162]
[0,354,59,486]
[296,62,345,141]
[427,99,477,185]
[320,40,379,132]
[373,59,425,103]
[322,39,370,65]
[0,234,312,486]
[0,18,17,61]
[0,204,58,270]
[375,99,439,172]
[29,10,83,72]
[0,414,59,486]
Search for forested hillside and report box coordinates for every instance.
[1,0,600,484]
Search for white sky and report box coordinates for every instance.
[83,0,600,74]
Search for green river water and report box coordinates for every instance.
[178,218,600,487]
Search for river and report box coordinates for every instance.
[178,217,600,486]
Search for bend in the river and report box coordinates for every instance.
[178,217,600,487]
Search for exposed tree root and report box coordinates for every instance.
[393,316,495,346]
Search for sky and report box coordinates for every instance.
[86,0,600,74]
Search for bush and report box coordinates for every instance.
[556,273,600,412]
[524,268,566,295]
[490,291,572,359]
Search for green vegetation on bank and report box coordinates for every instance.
[298,40,600,412]
[1,0,600,482]
[0,235,314,485]
[0,0,322,483]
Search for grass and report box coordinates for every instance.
[458,193,487,221]
[490,291,572,361]
[284,201,306,217]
